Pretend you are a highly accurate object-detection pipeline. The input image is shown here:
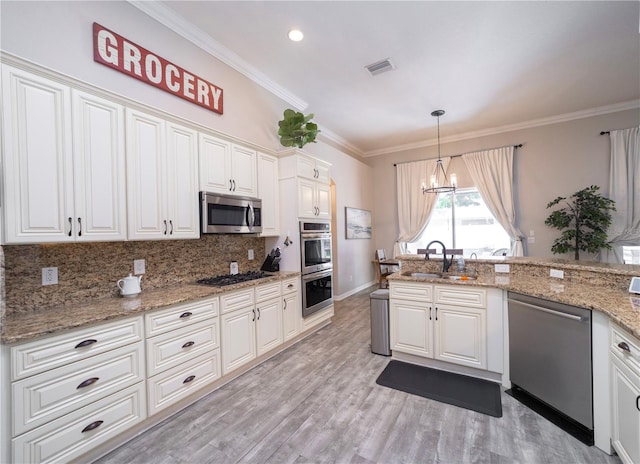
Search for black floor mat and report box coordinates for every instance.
[376,360,502,417]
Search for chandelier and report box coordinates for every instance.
[422,110,456,194]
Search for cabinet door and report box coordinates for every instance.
[2,65,74,243]
[296,155,317,180]
[256,298,283,356]
[611,356,640,464]
[315,182,332,219]
[231,145,257,197]
[199,133,231,193]
[298,178,317,218]
[390,300,432,357]
[315,162,331,184]
[283,292,299,342]
[221,307,256,374]
[165,122,199,239]
[126,109,166,240]
[434,305,487,369]
[257,152,280,236]
[72,90,126,241]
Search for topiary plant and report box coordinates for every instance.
[544,185,616,260]
[277,109,320,148]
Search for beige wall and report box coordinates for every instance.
[367,109,640,259]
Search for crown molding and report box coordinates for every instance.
[363,99,640,158]
[317,124,365,159]
[128,0,308,111]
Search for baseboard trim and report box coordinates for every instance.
[334,280,377,301]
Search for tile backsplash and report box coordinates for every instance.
[2,235,265,314]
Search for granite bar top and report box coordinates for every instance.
[388,271,640,339]
[1,271,300,345]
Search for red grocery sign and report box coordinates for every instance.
[93,22,223,114]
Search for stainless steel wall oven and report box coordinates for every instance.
[300,220,333,317]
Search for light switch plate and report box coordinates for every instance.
[230,261,239,275]
[550,269,564,279]
[495,264,510,273]
[248,249,254,260]
[134,259,146,275]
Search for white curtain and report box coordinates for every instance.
[394,158,450,257]
[462,146,525,256]
[601,126,640,263]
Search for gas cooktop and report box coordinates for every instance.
[196,271,272,287]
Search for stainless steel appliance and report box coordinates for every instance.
[300,220,332,274]
[508,292,593,444]
[200,192,262,234]
[300,220,333,317]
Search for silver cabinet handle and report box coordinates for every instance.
[68,217,73,236]
[284,299,287,310]
[169,220,173,235]
[81,420,103,433]
[252,309,256,322]
[257,308,261,320]
[77,217,82,237]
[183,375,196,384]
[232,179,236,191]
[429,307,432,321]
[77,377,99,389]
[229,179,233,191]
[182,341,195,349]
[163,220,167,235]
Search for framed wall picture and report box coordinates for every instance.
[345,207,372,239]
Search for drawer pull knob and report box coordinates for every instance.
[618,341,631,353]
[81,420,104,433]
[182,341,195,349]
[77,377,100,389]
[183,375,196,384]
[75,339,97,349]
[179,312,193,318]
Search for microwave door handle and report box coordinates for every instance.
[247,203,255,229]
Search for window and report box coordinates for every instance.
[623,246,640,264]
[408,188,511,257]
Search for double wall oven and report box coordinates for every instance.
[300,220,333,318]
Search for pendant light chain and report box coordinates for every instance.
[422,109,456,194]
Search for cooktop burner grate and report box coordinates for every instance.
[197,271,271,287]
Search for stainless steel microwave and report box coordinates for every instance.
[200,192,262,234]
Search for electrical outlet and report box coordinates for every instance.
[550,269,564,279]
[42,267,58,286]
[134,259,146,275]
[248,249,254,260]
[495,264,510,273]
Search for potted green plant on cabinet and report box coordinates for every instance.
[277,109,320,148]
[545,185,616,260]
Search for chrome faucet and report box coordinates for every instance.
[469,252,479,275]
[425,240,452,273]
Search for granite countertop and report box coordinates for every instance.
[1,271,300,345]
[388,271,640,339]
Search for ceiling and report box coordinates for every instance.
[135,1,640,158]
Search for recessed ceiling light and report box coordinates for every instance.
[288,29,304,42]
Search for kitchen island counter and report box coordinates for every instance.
[1,271,300,344]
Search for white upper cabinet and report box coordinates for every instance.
[257,152,280,236]
[296,155,330,184]
[1,65,126,243]
[199,133,257,197]
[280,152,332,220]
[126,109,199,240]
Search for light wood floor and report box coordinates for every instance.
[95,286,621,464]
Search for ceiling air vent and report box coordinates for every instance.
[365,58,396,76]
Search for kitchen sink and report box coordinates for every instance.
[402,271,477,281]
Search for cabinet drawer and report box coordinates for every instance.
[13,343,144,436]
[611,323,640,376]
[221,288,255,314]
[282,277,299,295]
[147,349,221,416]
[146,319,219,377]
[390,282,432,302]
[255,281,281,303]
[145,297,219,337]
[434,285,486,308]
[12,382,145,464]
[11,317,143,381]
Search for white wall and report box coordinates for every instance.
[367,109,640,259]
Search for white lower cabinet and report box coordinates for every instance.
[256,298,283,356]
[145,296,221,414]
[282,277,300,342]
[12,383,145,464]
[390,281,501,373]
[221,306,257,374]
[610,324,640,464]
[7,316,145,463]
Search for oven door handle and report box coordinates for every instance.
[247,203,255,229]
[302,269,333,282]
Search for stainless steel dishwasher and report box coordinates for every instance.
[508,292,593,444]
